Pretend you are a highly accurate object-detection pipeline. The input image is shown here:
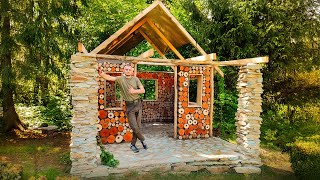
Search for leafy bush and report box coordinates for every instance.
[0,162,23,180]
[39,93,72,131]
[213,76,238,140]
[96,135,119,167]
[261,102,320,150]
[100,146,119,167]
[290,135,320,180]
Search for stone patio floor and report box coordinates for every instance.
[107,123,243,168]
[90,122,247,177]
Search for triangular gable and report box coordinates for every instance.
[90,0,206,57]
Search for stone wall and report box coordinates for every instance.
[235,63,263,172]
[69,54,100,176]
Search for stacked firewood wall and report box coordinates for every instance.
[97,61,134,144]
[177,66,212,139]
[137,72,174,123]
[97,60,175,144]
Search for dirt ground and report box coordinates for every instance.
[0,130,71,177]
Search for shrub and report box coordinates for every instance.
[290,135,320,180]
[0,162,23,180]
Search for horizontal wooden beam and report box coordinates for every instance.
[185,53,216,61]
[218,56,269,66]
[78,53,268,67]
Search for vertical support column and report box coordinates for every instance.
[69,54,100,176]
[235,63,263,173]
[173,66,178,139]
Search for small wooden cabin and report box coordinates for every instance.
[69,0,268,177]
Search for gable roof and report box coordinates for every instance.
[90,0,206,58]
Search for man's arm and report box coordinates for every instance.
[129,85,145,94]
[98,67,116,81]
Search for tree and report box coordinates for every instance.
[0,0,22,131]
[0,0,86,132]
[168,0,320,139]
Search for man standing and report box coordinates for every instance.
[98,64,147,153]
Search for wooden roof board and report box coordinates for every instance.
[90,1,199,56]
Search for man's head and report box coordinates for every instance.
[123,64,134,77]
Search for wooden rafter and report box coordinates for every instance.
[107,34,134,55]
[90,1,161,54]
[139,29,167,59]
[146,19,185,60]
[106,18,148,54]
[157,2,207,55]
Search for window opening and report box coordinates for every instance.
[188,74,202,107]
[140,79,158,101]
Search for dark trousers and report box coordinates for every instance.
[125,100,145,145]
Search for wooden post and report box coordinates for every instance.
[209,66,214,137]
[173,66,178,138]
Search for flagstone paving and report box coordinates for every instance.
[103,123,244,168]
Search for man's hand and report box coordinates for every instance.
[97,67,104,76]
[98,67,116,81]
[129,86,135,94]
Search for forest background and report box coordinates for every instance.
[1,0,319,179]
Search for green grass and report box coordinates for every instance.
[92,166,296,180]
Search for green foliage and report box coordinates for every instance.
[261,102,320,149]
[75,0,149,52]
[290,135,320,180]
[0,162,23,180]
[38,93,72,131]
[59,152,71,166]
[16,91,72,131]
[140,79,157,100]
[100,146,119,167]
[96,135,119,167]
[213,74,238,140]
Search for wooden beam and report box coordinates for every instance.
[173,66,178,139]
[80,53,268,66]
[107,34,134,55]
[135,61,174,66]
[217,56,269,66]
[77,42,88,53]
[90,1,161,54]
[138,49,154,58]
[185,53,216,61]
[157,2,207,55]
[106,18,148,54]
[139,30,167,59]
[209,67,214,137]
[146,19,185,60]
[214,65,224,78]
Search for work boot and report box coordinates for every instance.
[141,141,148,150]
[130,145,139,153]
